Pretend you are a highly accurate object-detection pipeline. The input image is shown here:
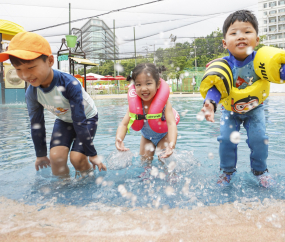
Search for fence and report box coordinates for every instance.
[171,67,206,92]
[86,67,206,96]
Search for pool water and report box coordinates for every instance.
[1,97,285,209]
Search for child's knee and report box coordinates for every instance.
[70,153,90,171]
[50,152,67,166]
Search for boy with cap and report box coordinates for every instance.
[0,32,106,176]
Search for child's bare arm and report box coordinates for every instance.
[115,109,131,151]
[160,100,177,158]
[201,100,215,122]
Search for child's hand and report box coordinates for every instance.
[201,100,215,122]
[159,142,174,159]
[115,137,129,151]
[89,155,107,171]
[35,156,51,171]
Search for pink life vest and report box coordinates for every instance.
[127,78,180,133]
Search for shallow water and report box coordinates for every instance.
[1,97,285,210]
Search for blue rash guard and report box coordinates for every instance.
[26,69,98,157]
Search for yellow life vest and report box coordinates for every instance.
[253,46,285,84]
[200,46,285,113]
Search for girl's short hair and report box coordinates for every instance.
[127,63,160,85]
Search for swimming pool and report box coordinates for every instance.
[0,96,285,210]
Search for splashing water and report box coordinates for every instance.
[0,97,285,212]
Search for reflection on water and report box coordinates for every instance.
[0,97,285,209]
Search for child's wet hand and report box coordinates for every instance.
[201,100,215,122]
[159,142,174,158]
[89,155,107,172]
[115,137,129,151]
[35,156,51,171]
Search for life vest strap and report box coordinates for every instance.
[127,112,162,133]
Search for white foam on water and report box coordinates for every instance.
[105,150,133,170]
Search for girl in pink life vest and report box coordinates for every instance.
[115,63,178,162]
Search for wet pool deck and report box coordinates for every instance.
[92,93,285,100]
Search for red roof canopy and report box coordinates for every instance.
[115,75,126,80]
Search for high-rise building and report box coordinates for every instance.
[258,0,285,49]
[75,18,119,63]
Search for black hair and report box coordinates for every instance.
[9,55,48,67]
[126,63,161,86]
[223,10,258,38]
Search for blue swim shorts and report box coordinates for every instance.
[50,114,98,155]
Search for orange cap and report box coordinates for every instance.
[0,32,52,62]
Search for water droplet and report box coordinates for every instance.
[115,63,124,73]
[181,110,188,117]
[168,161,176,172]
[165,186,174,196]
[96,177,103,184]
[264,139,269,145]
[53,140,60,145]
[118,185,128,197]
[159,172,166,179]
[32,123,41,129]
[53,96,61,102]
[246,46,253,55]
[57,86,66,92]
[196,111,205,121]
[145,143,155,151]
[208,152,214,159]
[230,131,240,144]
[150,167,159,177]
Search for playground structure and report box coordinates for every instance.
[0,20,25,104]
[57,28,98,91]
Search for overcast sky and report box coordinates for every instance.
[1,0,258,69]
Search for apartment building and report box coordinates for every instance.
[258,0,285,49]
[75,18,119,63]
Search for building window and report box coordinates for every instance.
[269,1,277,7]
[264,20,267,24]
[264,28,268,32]
[269,17,276,23]
[269,10,277,14]
[279,8,285,13]
[264,11,267,15]
[279,15,285,21]
[269,26,277,31]
[269,35,277,40]
[279,24,285,30]
[279,0,285,5]
[264,3,268,7]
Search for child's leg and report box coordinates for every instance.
[50,119,75,176]
[70,114,98,173]
[140,136,155,162]
[217,109,242,173]
[243,104,268,174]
[50,146,70,175]
[69,151,91,172]
[156,134,169,151]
